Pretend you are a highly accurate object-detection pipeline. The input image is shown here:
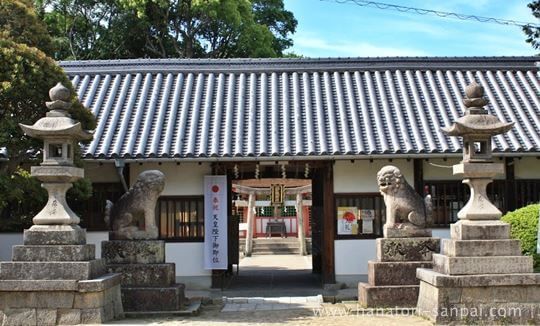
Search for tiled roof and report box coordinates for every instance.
[61,57,540,160]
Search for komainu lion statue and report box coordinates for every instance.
[105,170,165,240]
[377,165,432,238]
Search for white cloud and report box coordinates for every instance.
[293,36,429,57]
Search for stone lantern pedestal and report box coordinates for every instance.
[416,82,540,324]
[0,84,124,325]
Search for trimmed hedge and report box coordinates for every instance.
[501,204,540,270]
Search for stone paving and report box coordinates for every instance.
[105,303,431,325]
[221,295,323,311]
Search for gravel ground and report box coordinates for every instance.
[104,304,432,326]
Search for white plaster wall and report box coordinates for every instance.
[166,242,211,277]
[86,231,109,258]
[515,157,540,179]
[130,162,211,196]
[424,158,506,180]
[423,158,462,180]
[84,163,121,183]
[334,159,414,193]
[432,228,451,239]
[334,239,376,275]
[0,233,23,261]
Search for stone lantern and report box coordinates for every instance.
[20,83,93,225]
[416,82,540,324]
[0,83,124,325]
[441,82,513,220]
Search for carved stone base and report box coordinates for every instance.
[122,284,185,312]
[416,268,540,324]
[383,225,432,238]
[102,240,186,313]
[377,237,440,261]
[358,237,440,308]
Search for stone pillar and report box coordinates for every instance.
[416,82,540,324]
[296,193,307,256]
[0,83,124,325]
[244,193,256,256]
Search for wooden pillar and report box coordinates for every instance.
[413,158,424,196]
[505,157,516,213]
[321,162,335,284]
[245,193,256,256]
[296,193,307,255]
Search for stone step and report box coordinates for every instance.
[441,239,522,257]
[250,249,299,255]
[252,244,300,249]
[252,239,300,244]
[368,261,433,286]
[451,220,510,240]
[376,238,440,262]
[12,245,95,262]
[432,254,533,275]
[102,240,165,264]
[106,263,175,287]
[121,284,185,312]
[124,300,201,317]
[358,283,419,308]
[23,225,86,245]
[0,260,105,280]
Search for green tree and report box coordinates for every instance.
[0,0,95,230]
[524,1,540,50]
[35,0,297,59]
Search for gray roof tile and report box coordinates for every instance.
[60,57,540,159]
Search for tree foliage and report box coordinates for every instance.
[524,1,540,50]
[0,0,95,231]
[34,0,297,60]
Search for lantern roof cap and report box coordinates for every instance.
[442,82,514,138]
[18,83,93,141]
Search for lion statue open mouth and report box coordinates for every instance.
[377,165,432,237]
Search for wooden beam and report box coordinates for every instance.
[233,178,311,188]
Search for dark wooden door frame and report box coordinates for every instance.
[311,161,336,285]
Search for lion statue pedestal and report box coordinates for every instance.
[358,166,440,308]
[101,170,186,314]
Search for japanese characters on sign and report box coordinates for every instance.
[204,176,228,270]
[270,184,284,205]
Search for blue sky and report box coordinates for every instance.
[283,0,539,57]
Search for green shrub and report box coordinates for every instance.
[501,204,540,270]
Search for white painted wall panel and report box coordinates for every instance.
[423,158,461,180]
[0,233,22,261]
[86,231,109,258]
[166,242,211,277]
[334,239,376,275]
[130,162,211,196]
[334,159,414,193]
[515,157,540,179]
[85,163,121,183]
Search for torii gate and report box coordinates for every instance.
[233,183,312,256]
